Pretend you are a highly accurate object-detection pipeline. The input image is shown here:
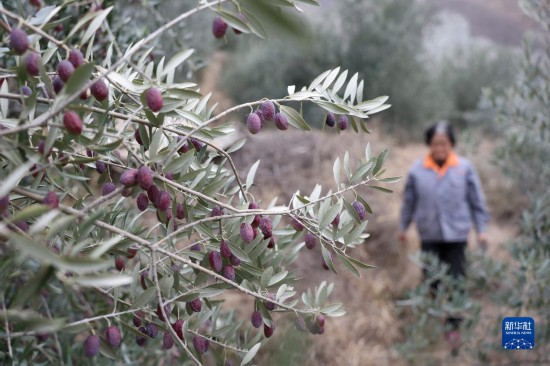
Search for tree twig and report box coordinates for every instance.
[0,0,229,136]
[1,296,13,359]
[11,186,311,314]
[151,250,202,365]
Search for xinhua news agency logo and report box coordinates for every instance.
[502,317,535,350]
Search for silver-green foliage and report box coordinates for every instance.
[0,1,395,364]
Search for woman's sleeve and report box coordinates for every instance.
[400,172,416,231]
[466,164,490,233]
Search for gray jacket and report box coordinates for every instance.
[400,154,490,242]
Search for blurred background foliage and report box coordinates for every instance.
[113,0,519,136]
[220,0,518,134]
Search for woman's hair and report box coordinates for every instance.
[425,120,456,146]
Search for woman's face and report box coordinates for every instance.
[429,132,453,161]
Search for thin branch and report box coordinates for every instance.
[156,246,312,314]
[63,308,140,329]
[9,158,372,269]
[0,92,248,200]
[188,329,248,354]
[79,186,125,214]
[11,187,310,314]
[0,7,69,51]
[163,98,287,165]
[154,174,242,214]
[1,297,13,359]
[95,287,133,311]
[0,0,229,137]
[287,177,374,213]
[0,287,156,338]
[40,296,65,366]
[151,250,202,365]
[150,208,275,250]
[150,175,375,250]
[162,132,248,202]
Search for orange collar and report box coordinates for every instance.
[423,151,459,177]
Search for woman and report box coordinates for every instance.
[398,121,490,351]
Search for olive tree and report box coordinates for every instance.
[0,0,394,364]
